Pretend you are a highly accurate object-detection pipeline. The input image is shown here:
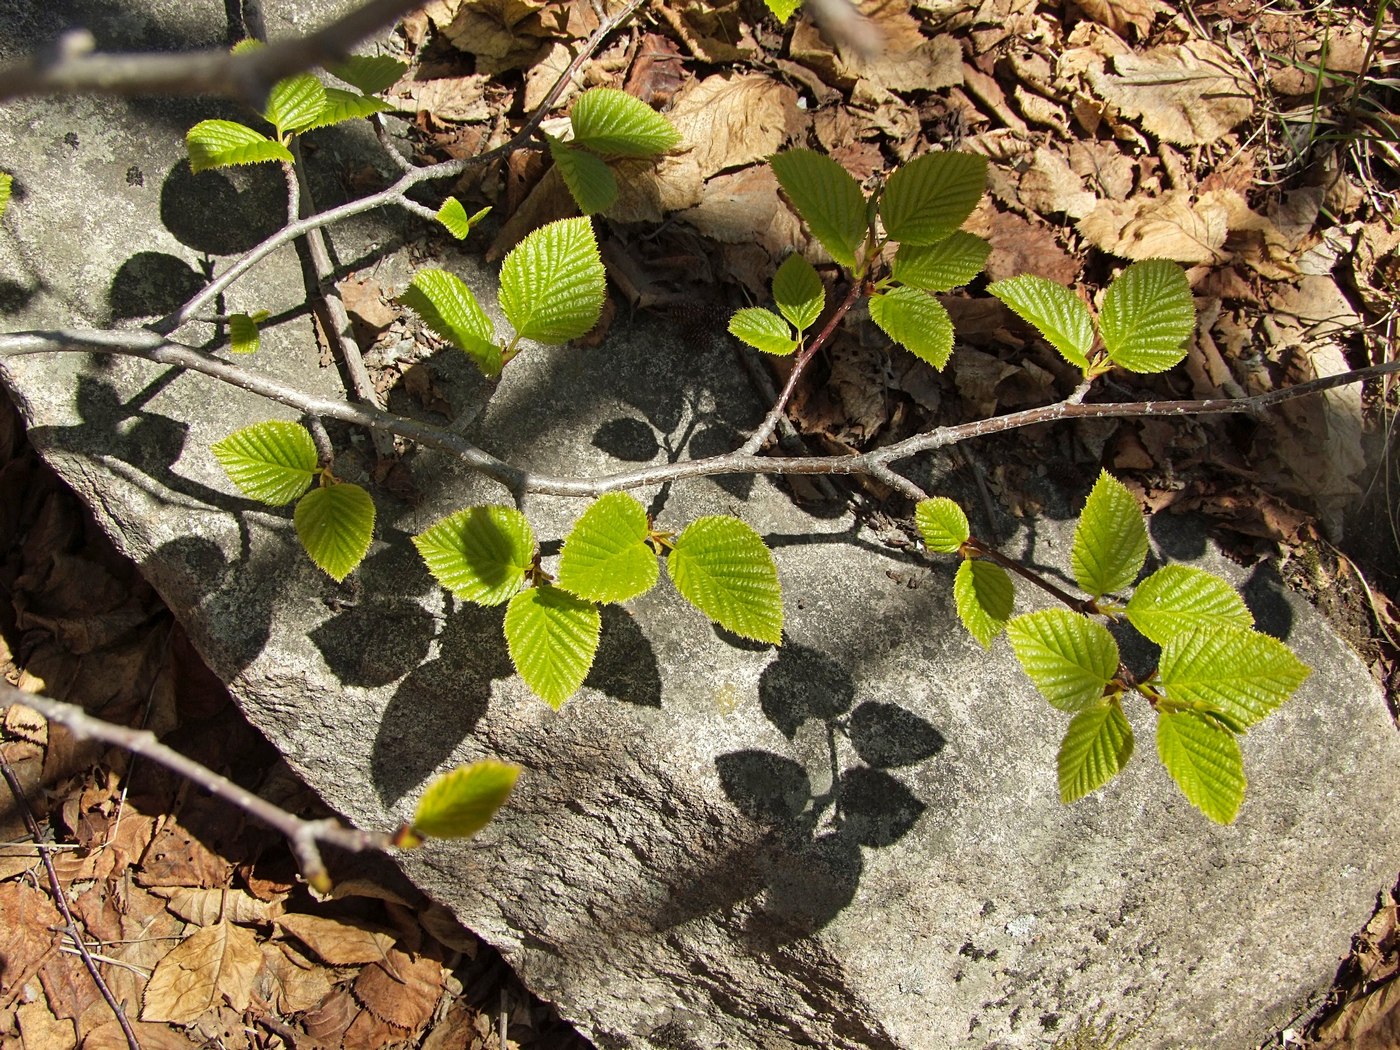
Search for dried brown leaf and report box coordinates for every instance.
[1019,147,1096,219]
[1077,189,1231,263]
[790,0,962,93]
[0,881,62,993]
[1090,39,1253,146]
[388,75,493,122]
[303,987,362,1045]
[17,996,76,1050]
[353,948,446,1031]
[141,921,262,1024]
[80,1018,197,1050]
[151,886,285,927]
[1073,0,1169,38]
[260,941,336,1016]
[1317,978,1400,1050]
[678,165,808,262]
[666,74,804,180]
[275,913,397,966]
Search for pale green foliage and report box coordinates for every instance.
[329,54,408,96]
[569,87,682,156]
[264,73,328,137]
[891,232,991,292]
[915,497,969,553]
[557,492,659,604]
[728,308,798,356]
[1099,260,1196,373]
[764,0,802,20]
[228,313,261,355]
[294,482,375,583]
[400,269,501,375]
[1058,702,1133,804]
[769,149,868,269]
[986,275,1094,370]
[877,151,987,246]
[1157,625,1310,729]
[436,198,490,240]
[211,421,317,504]
[413,506,536,606]
[186,120,292,173]
[1006,610,1120,711]
[499,217,606,343]
[868,287,954,369]
[1156,710,1245,823]
[1071,471,1148,598]
[953,559,1013,648]
[1125,565,1250,644]
[667,516,783,645]
[548,135,618,215]
[300,88,391,132]
[0,173,11,219]
[505,585,602,708]
[407,759,520,844]
[771,254,825,333]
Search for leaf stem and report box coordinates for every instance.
[964,537,1098,615]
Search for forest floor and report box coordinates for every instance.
[3,0,1400,1046]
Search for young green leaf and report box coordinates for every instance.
[0,173,11,219]
[547,136,618,215]
[916,497,969,553]
[1071,471,1148,598]
[406,759,520,844]
[1058,702,1134,804]
[568,87,681,157]
[1006,609,1119,712]
[1099,260,1195,373]
[1125,565,1251,645]
[300,87,391,131]
[771,253,824,333]
[667,516,783,645]
[764,0,802,18]
[891,232,991,292]
[228,313,260,354]
[186,120,293,173]
[328,54,407,96]
[498,217,606,344]
[504,585,602,709]
[1156,709,1245,824]
[400,269,501,376]
[1157,624,1310,729]
[436,198,490,241]
[413,506,535,606]
[954,559,1014,648]
[557,492,659,604]
[294,482,375,583]
[869,286,955,369]
[728,308,798,356]
[987,275,1095,370]
[264,73,327,136]
[878,151,987,246]
[769,149,868,270]
[212,421,318,504]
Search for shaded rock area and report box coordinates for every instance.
[3,7,1400,1049]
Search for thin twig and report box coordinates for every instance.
[0,748,142,1050]
[966,538,1097,615]
[0,685,395,892]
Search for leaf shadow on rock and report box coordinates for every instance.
[160,160,288,257]
[584,604,662,707]
[372,600,514,806]
[1241,561,1296,643]
[109,251,207,322]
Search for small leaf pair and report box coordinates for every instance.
[212,421,374,582]
[728,254,825,356]
[400,216,606,376]
[989,260,1195,377]
[550,88,682,215]
[914,498,1012,648]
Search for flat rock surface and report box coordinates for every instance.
[4,9,1400,1048]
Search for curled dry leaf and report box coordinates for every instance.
[260,940,335,1015]
[665,74,805,180]
[151,885,285,927]
[141,921,262,1024]
[1089,39,1253,146]
[1073,0,1170,39]
[353,948,448,1031]
[1078,189,1231,263]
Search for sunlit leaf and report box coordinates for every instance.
[1157,624,1310,728]
[212,421,317,504]
[916,497,969,553]
[1058,702,1133,804]
[413,505,535,606]
[1071,470,1148,598]
[406,759,521,843]
[728,307,797,356]
[186,120,292,173]
[329,54,407,96]
[764,0,802,19]
[0,173,11,219]
[1006,609,1119,712]
[436,198,490,240]
[548,135,618,215]
[1156,709,1244,824]
[294,482,375,582]
[569,87,681,157]
[769,149,867,270]
[953,558,1013,648]
[265,73,327,136]
[878,151,987,246]
[499,217,605,344]
[557,492,659,604]
[505,585,601,708]
[987,275,1095,370]
[668,516,783,644]
[869,286,954,369]
[400,268,501,376]
[771,253,824,333]
[301,87,391,131]
[228,313,260,354]
[1125,565,1251,645]
[891,232,990,292]
[1099,260,1195,373]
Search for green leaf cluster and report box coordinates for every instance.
[728,254,825,356]
[988,260,1195,378]
[414,494,782,708]
[767,149,989,371]
[212,421,374,582]
[547,87,681,215]
[919,472,1310,823]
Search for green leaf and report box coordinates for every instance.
[1071,470,1148,598]
[400,268,501,376]
[264,73,327,136]
[1157,624,1310,729]
[769,149,868,270]
[953,559,1013,648]
[228,313,260,354]
[771,253,824,333]
[1125,565,1251,645]
[869,286,954,369]
[878,151,987,246]
[505,585,601,708]
[1099,260,1195,374]
[413,506,535,606]
[764,0,802,19]
[186,120,292,173]
[556,492,659,604]
[230,39,264,56]
[329,54,407,96]
[498,216,606,344]
[568,87,681,157]
[0,173,11,219]
[408,759,520,843]
[1156,709,1245,824]
[436,198,490,240]
[548,135,618,215]
[915,497,969,553]
[212,421,317,504]
[1006,609,1119,712]
[728,307,797,356]
[987,275,1095,370]
[890,232,990,292]
[668,516,783,645]
[294,482,375,583]
[301,87,391,131]
[1058,702,1134,804]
